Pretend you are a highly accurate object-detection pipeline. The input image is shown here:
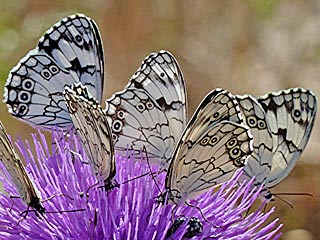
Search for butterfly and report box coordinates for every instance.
[4,14,104,130]
[64,51,186,184]
[104,50,187,169]
[163,89,253,204]
[64,83,116,190]
[0,121,45,213]
[236,88,317,197]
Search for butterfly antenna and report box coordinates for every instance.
[20,208,85,228]
[9,196,20,212]
[273,195,294,209]
[142,146,162,193]
[84,181,100,197]
[271,192,313,209]
[121,170,158,185]
[45,187,93,204]
[185,202,210,224]
[42,193,75,203]
[45,208,86,214]
[272,192,314,197]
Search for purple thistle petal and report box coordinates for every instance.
[0,130,282,239]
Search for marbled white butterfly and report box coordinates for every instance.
[163,89,253,204]
[237,88,317,198]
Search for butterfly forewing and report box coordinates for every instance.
[38,14,104,101]
[165,89,253,204]
[4,14,104,130]
[125,50,187,140]
[105,88,174,167]
[0,122,44,212]
[167,122,253,203]
[257,88,317,187]
[105,50,187,168]
[236,95,273,185]
[64,83,115,188]
[173,89,243,161]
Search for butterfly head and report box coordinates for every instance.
[29,197,46,214]
[103,178,119,192]
[157,190,182,205]
[263,190,274,202]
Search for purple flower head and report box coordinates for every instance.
[0,131,282,239]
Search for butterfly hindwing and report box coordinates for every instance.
[4,14,104,130]
[236,95,273,186]
[4,54,77,128]
[173,89,244,162]
[167,122,253,203]
[0,122,44,212]
[64,83,115,189]
[257,88,317,187]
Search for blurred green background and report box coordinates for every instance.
[0,1,319,239]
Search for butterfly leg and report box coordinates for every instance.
[141,146,163,192]
[171,204,179,223]
[17,207,31,225]
[84,181,100,201]
[244,205,252,217]
[263,201,269,213]
[9,195,20,212]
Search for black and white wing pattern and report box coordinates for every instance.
[257,88,317,188]
[236,95,273,186]
[0,121,44,213]
[236,88,317,196]
[105,50,187,169]
[64,83,116,190]
[4,14,104,130]
[165,89,253,204]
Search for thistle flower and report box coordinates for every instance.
[0,131,282,239]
